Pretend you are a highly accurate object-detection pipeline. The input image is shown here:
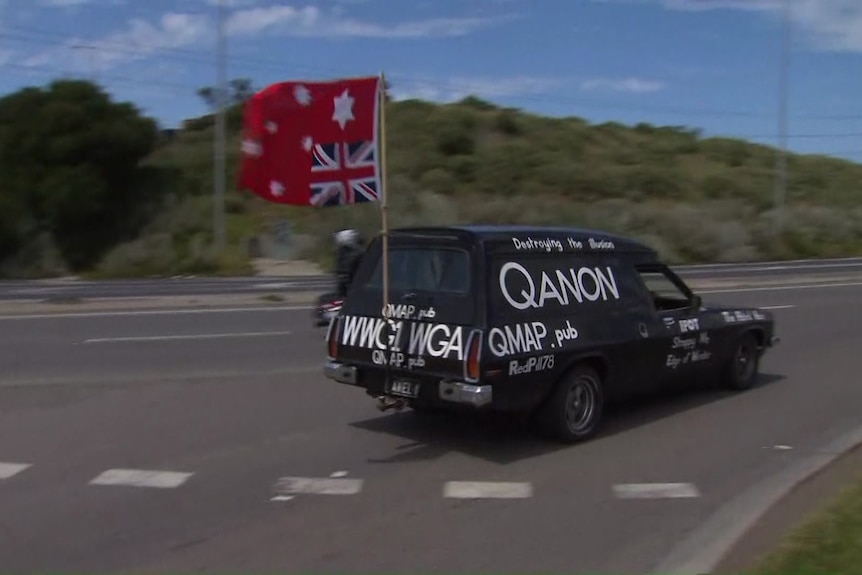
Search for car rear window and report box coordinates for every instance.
[364,246,471,294]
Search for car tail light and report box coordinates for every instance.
[326,316,341,359]
[463,329,483,383]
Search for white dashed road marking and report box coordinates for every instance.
[82,331,293,344]
[274,476,364,496]
[613,483,700,499]
[443,481,534,499]
[89,468,194,489]
[0,462,32,480]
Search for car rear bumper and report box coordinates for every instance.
[324,359,358,385]
[323,360,493,408]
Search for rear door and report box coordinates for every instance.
[330,232,483,384]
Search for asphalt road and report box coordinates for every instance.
[1,279,861,572]
[2,256,862,300]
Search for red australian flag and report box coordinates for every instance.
[238,76,382,207]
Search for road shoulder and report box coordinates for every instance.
[716,442,862,573]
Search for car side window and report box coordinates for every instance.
[635,266,691,313]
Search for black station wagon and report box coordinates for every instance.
[322,225,780,443]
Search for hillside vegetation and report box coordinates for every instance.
[2,78,861,278]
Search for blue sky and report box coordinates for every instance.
[1,0,861,162]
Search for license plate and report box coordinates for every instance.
[387,379,420,398]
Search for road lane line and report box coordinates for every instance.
[0,305,314,320]
[698,281,862,294]
[443,481,534,499]
[0,366,322,389]
[759,305,795,310]
[680,262,862,274]
[89,468,194,488]
[81,330,293,344]
[274,476,363,496]
[0,462,32,480]
[613,483,700,499]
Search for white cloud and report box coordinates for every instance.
[321,16,498,38]
[38,0,87,5]
[227,5,319,35]
[788,0,862,52]
[199,0,257,7]
[659,0,781,11]
[224,5,500,38]
[35,0,126,6]
[389,75,563,102]
[21,11,210,71]
[19,3,505,75]
[602,0,862,53]
[579,77,666,93]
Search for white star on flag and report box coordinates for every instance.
[301,136,313,151]
[241,138,262,157]
[332,88,355,130]
[269,180,285,197]
[265,121,278,134]
[294,84,311,106]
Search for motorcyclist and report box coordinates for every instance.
[333,228,364,298]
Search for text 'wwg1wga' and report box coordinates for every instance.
[340,316,465,361]
[499,262,621,311]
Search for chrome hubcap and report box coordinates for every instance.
[736,341,755,380]
[565,378,596,433]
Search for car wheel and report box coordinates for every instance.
[723,332,760,391]
[538,364,604,444]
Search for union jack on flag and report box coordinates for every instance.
[236,75,383,207]
[310,141,381,207]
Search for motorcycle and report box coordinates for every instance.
[313,291,343,327]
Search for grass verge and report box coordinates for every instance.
[747,472,862,575]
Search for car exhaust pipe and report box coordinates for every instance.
[375,396,407,412]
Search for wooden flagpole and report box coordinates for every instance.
[379,70,394,403]
[379,71,390,322]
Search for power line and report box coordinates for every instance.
[4,61,862,148]
[3,23,862,122]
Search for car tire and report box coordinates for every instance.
[538,364,604,444]
[722,332,760,391]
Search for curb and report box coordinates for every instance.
[0,291,322,316]
[651,425,862,574]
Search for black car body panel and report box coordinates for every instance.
[322,225,779,440]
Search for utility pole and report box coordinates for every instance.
[71,44,98,82]
[773,0,790,236]
[213,0,227,253]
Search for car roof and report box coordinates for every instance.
[387,224,657,255]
